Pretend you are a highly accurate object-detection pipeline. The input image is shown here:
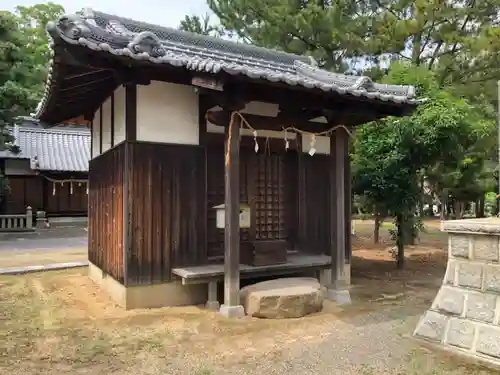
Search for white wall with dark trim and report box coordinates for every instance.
[90,80,331,157]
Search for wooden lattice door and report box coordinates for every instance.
[250,153,287,241]
[206,145,297,260]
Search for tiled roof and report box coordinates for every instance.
[32,8,422,119]
[0,125,90,172]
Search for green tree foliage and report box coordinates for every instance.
[179,13,223,37]
[0,11,35,130]
[352,64,489,267]
[208,0,500,90]
[12,3,65,99]
[0,11,39,199]
[208,0,366,70]
[0,3,63,201]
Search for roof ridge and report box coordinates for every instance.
[18,126,90,136]
[88,9,315,67]
[33,8,422,122]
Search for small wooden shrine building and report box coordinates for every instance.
[0,118,90,216]
[34,8,421,313]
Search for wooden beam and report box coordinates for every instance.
[219,112,245,318]
[110,91,115,147]
[225,78,414,118]
[60,75,114,92]
[125,84,137,141]
[205,132,299,151]
[99,105,103,155]
[62,69,112,87]
[207,110,339,132]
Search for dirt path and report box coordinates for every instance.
[0,247,87,268]
[0,221,491,375]
[0,261,487,375]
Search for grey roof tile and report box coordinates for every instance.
[0,126,90,172]
[32,8,423,120]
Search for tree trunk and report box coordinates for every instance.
[374,214,382,244]
[440,191,447,220]
[396,213,405,269]
[477,196,485,218]
[454,201,465,219]
[403,215,416,245]
[419,173,425,216]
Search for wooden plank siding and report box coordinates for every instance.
[126,141,207,285]
[87,137,350,286]
[297,153,332,255]
[88,144,125,283]
[45,177,88,215]
[3,176,43,214]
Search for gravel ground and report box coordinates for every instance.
[104,283,437,375]
[209,306,422,375]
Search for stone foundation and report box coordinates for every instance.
[88,262,207,309]
[414,219,500,368]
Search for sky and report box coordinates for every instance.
[4,0,214,28]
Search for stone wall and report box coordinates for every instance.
[414,219,500,367]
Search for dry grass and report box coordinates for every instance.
[0,248,87,268]
[0,269,360,374]
[0,219,497,374]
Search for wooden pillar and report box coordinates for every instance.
[327,127,351,304]
[344,131,352,263]
[122,83,136,287]
[219,112,245,318]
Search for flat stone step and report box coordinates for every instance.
[240,277,324,319]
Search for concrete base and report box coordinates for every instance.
[344,263,351,285]
[414,219,500,367]
[88,262,207,309]
[326,288,351,305]
[219,304,245,318]
[318,263,351,287]
[205,300,220,310]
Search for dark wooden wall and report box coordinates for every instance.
[297,154,331,255]
[296,144,353,260]
[88,145,125,283]
[2,175,88,216]
[87,137,351,287]
[3,176,43,214]
[126,142,207,285]
[45,176,88,216]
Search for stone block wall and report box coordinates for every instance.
[414,219,500,367]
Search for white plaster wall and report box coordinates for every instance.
[136,81,199,145]
[4,159,35,176]
[91,107,101,158]
[114,85,126,145]
[101,95,112,153]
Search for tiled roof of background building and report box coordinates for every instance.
[0,123,90,172]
